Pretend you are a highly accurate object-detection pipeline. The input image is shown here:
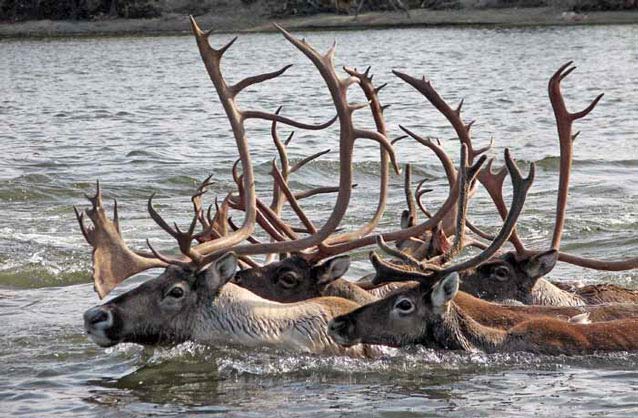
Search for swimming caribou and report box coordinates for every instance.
[78,17,413,356]
[76,17,638,357]
[371,63,638,307]
[327,65,638,355]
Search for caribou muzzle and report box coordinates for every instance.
[83,305,121,347]
[327,315,360,347]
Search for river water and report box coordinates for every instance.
[1,24,637,416]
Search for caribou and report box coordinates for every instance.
[328,272,638,355]
[79,17,411,356]
[327,65,638,355]
[76,16,637,357]
[370,62,638,307]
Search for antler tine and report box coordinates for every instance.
[270,160,317,235]
[290,149,331,173]
[147,193,202,263]
[376,236,422,268]
[243,110,338,130]
[227,217,262,243]
[442,144,487,262]
[373,149,535,286]
[84,180,103,210]
[548,61,604,250]
[74,206,92,245]
[294,186,341,200]
[325,65,392,246]
[146,238,193,270]
[477,158,528,255]
[403,163,417,227]
[393,70,489,164]
[112,198,121,236]
[369,251,442,285]
[191,174,214,229]
[399,126,457,188]
[230,64,293,97]
[413,179,434,216]
[270,107,290,217]
[147,193,179,238]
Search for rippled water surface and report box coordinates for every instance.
[1,24,637,416]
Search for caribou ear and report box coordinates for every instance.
[316,255,351,285]
[431,273,459,309]
[524,250,558,279]
[400,209,414,228]
[198,252,238,293]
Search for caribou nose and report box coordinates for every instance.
[328,316,354,338]
[84,306,113,331]
[328,318,347,334]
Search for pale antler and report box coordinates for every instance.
[324,66,391,245]
[188,16,340,262]
[74,182,167,298]
[197,24,400,264]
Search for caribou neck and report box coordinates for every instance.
[531,278,585,307]
[322,278,378,305]
[430,303,507,353]
[192,283,363,355]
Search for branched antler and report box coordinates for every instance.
[372,148,535,285]
[548,61,604,251]
[74,182,167,298]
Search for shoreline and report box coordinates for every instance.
[1,7,636,39]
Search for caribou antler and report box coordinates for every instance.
[74,182,167,298]
[371,148,535,285]
[548,61,604,251]
[476,63,636,271]
[477,158,528,255]
[196,24,401,264]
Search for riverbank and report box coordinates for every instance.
[1,7,636,38]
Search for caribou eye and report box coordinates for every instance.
[493,266,510,281]
[278,273,298,289]
[168,287,184,299]
[394,298,414,313]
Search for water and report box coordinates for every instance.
[1,24,637,416]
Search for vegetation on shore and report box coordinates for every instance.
[1,0,636,23]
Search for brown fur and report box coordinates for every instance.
[563,283,638,304]
[328,274,638,355]
[312,295,362,317]
[455,291,638,328]
[506,318,638,355]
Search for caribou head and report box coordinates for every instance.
[84,253,237,347]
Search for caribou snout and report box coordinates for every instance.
[328,316,359,347]
[84,306,119,347]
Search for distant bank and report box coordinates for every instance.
[1,7,636,39]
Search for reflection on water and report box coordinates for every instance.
[1,24,637,416]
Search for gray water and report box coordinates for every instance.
[1,24,637,416]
